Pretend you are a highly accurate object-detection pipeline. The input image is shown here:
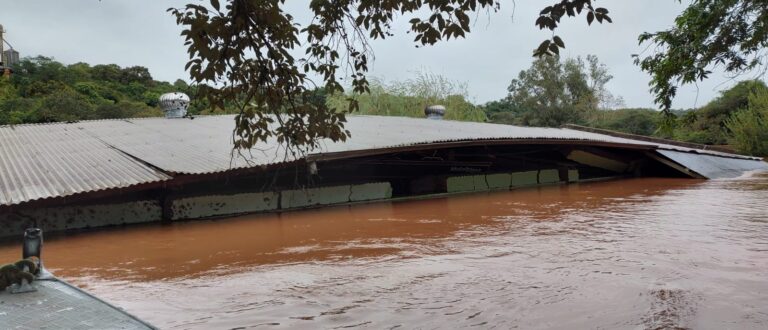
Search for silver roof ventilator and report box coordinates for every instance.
[159,92,191,119]
[424,105,446,120]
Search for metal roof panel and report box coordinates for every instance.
[1,115,764,206]
[0,123,171,206]
[656,149,768,179]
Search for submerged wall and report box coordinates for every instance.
[0,200,162,239]
[446,169,578,193]
[0,171,580,239]
[0,182,394,239]
[171,182,393,220]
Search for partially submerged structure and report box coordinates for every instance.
[1,114,766,238]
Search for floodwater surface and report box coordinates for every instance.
[1,175,767,329]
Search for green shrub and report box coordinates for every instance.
[725,89,768,156]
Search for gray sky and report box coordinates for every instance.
[2,1,764,109]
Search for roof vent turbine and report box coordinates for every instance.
[424,105,446,120]
[159,92,190,119]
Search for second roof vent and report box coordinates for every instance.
[424,105,446,120]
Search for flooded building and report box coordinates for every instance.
[1,113,766,238]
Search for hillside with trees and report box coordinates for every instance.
[0,56,201,125]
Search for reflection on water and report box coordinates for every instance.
[1,175,767,329]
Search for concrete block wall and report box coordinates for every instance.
[0,201,161,238]
[446,169,579,194]
[170,182,392,220]
[281,185,351,209]
[172,192,280,220]
[0,182,394,239]
[486,173,512,190]
[0,170,579,238]
[0,170,581,238]
[538,169,560,184]
[511,171,538,187]
[568,169,580,182]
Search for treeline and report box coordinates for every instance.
[0,56,203,125]
[481,55,768,156]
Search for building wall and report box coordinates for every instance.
[0,182,394,239]
[169,182,393,220]
[0,200,161,238]
[446,169,578,193]
[0,170,582,239]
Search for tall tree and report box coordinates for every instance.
[500,55,617,127]
[585,54,624,109]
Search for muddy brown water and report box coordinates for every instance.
[2,175,768,329]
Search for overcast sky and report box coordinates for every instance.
[2,1,764,109]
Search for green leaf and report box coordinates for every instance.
[553,36,565,48]
[548,43,559,55]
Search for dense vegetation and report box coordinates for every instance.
[484,55,623,128]
[723,84,768,156]
[0,56,202,125]
[326,71,485,122]
[483,55,768,156]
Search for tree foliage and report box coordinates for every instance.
[489,55,619,127]
[725,87,768,156]
[634,0,768,114]
[671,80,767,144]
[533,1,612,56]
[171,0,615,154]
[0,56,189,125]
[588,108,659,136]
[326,71,485,121]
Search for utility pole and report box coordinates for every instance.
[0,23,5,66]
[0,24,13,77]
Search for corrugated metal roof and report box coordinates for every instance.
[657,150,768,179]
[0,123,171,206]
[76,116,264,174]
[73,115,763,174]
[1,115,765,206]
[313,116,755,159]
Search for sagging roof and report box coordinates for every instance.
[656,150,768,179]
[0,115,765,206]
